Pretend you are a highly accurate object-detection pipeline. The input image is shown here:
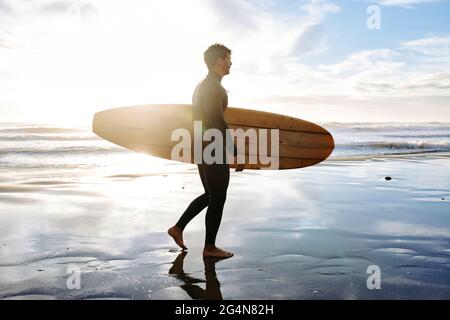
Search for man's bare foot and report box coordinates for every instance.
[203,245,234,259]
[168,226,187,250]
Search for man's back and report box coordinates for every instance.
[192,71,228,137]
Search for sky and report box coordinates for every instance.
[0,0,449,125]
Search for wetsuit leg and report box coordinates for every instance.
[175,165,209,230]
[202,163,230,245]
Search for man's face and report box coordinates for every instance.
[218,53,232,75]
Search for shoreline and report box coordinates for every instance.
[328,151,450,162]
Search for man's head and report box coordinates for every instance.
[204,43,232,76]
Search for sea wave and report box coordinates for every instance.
[323,122,450,132]
[382,134,450,139]
[0,127,86,134]
[338,141,450,151]
[0,146,127,156]
[0,135,101,141]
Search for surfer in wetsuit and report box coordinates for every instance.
[168,43,244,259]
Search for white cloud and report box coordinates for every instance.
[401,36,450,56]
[356,72,450,96]
[360,0,444,8]
[0,0,449,123]
[0,0,343,124]
[205,0,341,73]
[318,49,402,76]
[251,37,450,122]
[253,94,450,122]
[302,0,341,17]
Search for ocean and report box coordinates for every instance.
[1,122,450,173]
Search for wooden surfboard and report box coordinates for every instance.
[92,104,334,170]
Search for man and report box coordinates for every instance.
[168,43,244,259]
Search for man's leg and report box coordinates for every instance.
[168,165,209,250]
[202,163,233,258]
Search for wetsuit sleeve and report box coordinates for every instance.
[201,88,238,157]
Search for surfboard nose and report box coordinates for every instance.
[92,110,113,138]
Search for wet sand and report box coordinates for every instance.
[1,154,450,299]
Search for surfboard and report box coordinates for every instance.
[92,104,334,170]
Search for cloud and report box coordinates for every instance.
[205,0,341,74]
[231,25,450,118]
[0,38,8,49]
[0,0,99,18]
[291,23,328,59]
[358,72,450,92]
[0,0,12,15]
[250,40,450,119]
[318,49,402,76]
[0,27,13,49]
[40,1,99,18]
[253,94,450,122]
[401,36,450,56]
[287,0,340,58]
[0,0,449,123]
[358,0,444,8]
[258,93,450,105]
[284,31,450,100]
[206,0,263,34]
[302,0,340,17]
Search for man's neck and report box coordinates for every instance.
[208,70,223,83]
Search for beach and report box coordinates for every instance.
[2,0,450,303]
[1,144,450,299]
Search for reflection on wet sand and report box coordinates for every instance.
[169,251,223,300]
[1,155,450,299]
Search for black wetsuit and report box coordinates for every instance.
[175,71,236,245]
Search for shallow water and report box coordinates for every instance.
[1,154,449,299]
